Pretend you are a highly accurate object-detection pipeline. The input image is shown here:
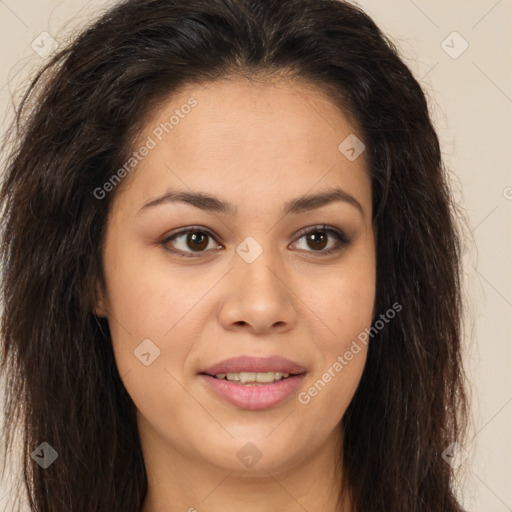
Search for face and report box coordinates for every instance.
[95,76,376,477]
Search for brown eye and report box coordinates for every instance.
[184,231,209,251]
[305,231,328,251]
[292,225,351,255]
[161,227,221,258]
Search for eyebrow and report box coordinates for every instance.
[137,187,364,218]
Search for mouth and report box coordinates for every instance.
[197,355,308,410]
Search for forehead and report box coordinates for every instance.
[114,76,371,219]
[143,76,359,154]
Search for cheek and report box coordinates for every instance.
[102,233,183,338]
[102,235,218,389]
[99,234,179,387]
[308,248,376,354]
[309,281,374,383]
[298,251,375,414]
[101,246,196,421]
[296,287,372,430]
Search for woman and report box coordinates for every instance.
[0,0,469,510]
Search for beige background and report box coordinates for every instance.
[1,1,511,510]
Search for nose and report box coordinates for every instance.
[217,243,297,334]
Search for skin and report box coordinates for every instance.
[95,76,376,512]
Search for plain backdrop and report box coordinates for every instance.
[1,1,511,511]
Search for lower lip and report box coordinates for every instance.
[199,373,306,411]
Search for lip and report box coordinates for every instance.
[199,355,307,376]
[199,373,307,411]
[198,355,307,411]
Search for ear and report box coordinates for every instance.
[93,278,108,317]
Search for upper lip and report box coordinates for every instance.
[199,355,307,376]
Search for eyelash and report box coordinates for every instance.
[159,224,351,258]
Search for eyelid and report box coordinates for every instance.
[293,224,348,242]
[161,225,218,245]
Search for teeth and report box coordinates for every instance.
[214,371,290,383]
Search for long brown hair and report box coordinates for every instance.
[1,0,469,510]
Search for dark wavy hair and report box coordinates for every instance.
[0,0,470,510]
